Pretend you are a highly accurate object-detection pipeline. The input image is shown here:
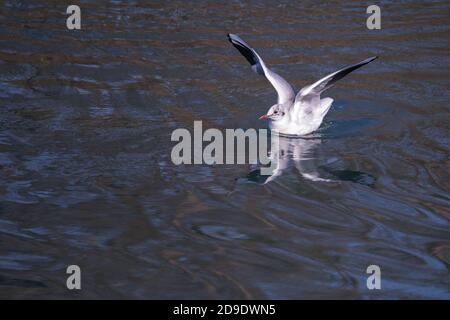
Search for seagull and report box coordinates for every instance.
[227,34,378,136]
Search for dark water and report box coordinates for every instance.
[1,0,449,299]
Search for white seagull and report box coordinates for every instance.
[228,34,378,136]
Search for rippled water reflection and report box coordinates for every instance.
[0,1,449,299]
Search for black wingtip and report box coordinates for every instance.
[358,56,378,66]
[226,33,260,69]
[227,33,238,44]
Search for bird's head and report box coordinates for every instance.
[259,104,286,121]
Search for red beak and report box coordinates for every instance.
[259,114,269,120]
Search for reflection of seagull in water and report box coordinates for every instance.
[228,34,377,136]
[264,135,328,184]
[249,135,375,185]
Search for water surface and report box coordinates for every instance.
[0,0,449,299]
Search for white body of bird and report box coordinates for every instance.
[227,34,377,136]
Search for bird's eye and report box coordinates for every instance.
[274,110,278,114]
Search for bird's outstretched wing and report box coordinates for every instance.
[228,33,295,104]
[295,56,378,104]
